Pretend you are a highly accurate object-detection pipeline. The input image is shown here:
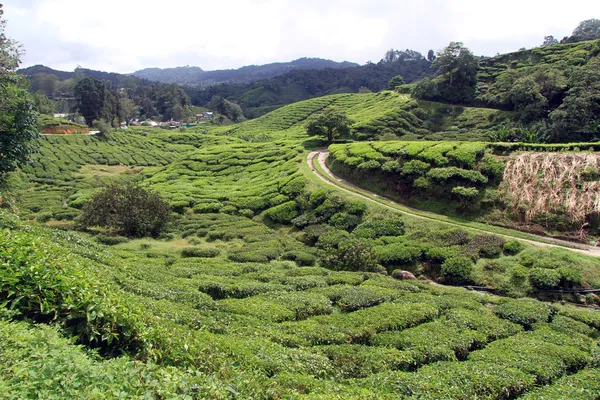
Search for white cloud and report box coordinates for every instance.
[2,0,599,73]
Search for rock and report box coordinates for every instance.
[392,270,417,281]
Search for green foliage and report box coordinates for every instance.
[80,183,171,237]
[305,107,354,143]
[263,201,298,224]
[181,247,220,258]
[387,75,405,90]
[353,216,405,238]
[96,234,129,246]
[429,42,479,103]
[320,238,380,272]
[452,186,479,199]
[427,167,488,184]
[0,86,40,177]
[0,228,142,351]
[374,241,423,266]
[441,256,474,284]
[493,298,554,328]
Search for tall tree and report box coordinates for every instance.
[542,35,559,46]
[433,42,479,103]
[0,4,39,177]
[305,108,353,144]
[570,18,600,41]
[427,49,436,62]
[387,75,405,90]
[74,76,105,126]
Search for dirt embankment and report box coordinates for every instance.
[41,125,89,135]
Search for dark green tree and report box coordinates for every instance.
[0,4,39,177]
[387,75,405,90]
[433,42,479,103]
[427,49,436,62]
[305,108,353,144]
[320,238,379,272]
[74,76,105,126]
[547,59,600,142]
[570,18,600,42]
[542,35,559,46]
[80,183,171,237]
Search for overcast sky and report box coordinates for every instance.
[3,0,599,74]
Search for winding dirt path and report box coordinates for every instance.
[307,150,600,258]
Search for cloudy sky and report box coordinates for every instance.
[3,0,599,73]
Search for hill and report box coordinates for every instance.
[412,39,600,143]
[133,58,359,86]
[187,50,434,118]
[19,64,149,88]
[3,89,600,397]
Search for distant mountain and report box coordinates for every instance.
[18,65,149,88]
[132,58,359,86]
[187,52,434,118]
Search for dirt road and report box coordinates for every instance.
[307,150,600,258]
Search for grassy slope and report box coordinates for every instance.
[3,92,600,398]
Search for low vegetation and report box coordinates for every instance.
[329,140,600,240]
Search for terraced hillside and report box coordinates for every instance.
[329,140,600,241]
[2,91,600,398]
[2,214,600,398]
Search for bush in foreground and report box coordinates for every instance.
[80,183,171,237]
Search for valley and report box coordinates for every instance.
[2,6,600,398]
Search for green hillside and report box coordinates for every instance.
[328,140,600,240]
[3,90,600,398]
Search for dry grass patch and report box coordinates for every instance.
[500,152,600,226]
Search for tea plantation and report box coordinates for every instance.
[2,92,600,398]
[329,140,600,240]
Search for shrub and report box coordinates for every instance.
[493,299,554,328]
[96,235,129,246]
[263,201,298,224]
[282,251,317,266]
[467,235,505,259]
[320,239,380,272]
[381,160,401,172]
[441,257,474,284]
[180,247,220,258]
[425,246,462,263]
[529,268,561,289]
[479,154,505,180]
[452,186,479,199]
[80,183,171,237]
[374,242,423,266]
[413,176,431,189]
[401,160,430,176]
[427,167,488,184]
[504,240,525,255]
[329,212,361,231]
[353,217,405,239]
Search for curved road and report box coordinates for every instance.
[307,150,600,258]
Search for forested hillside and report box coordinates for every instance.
[19,65,198,125]
[187,49,435,118]
[133,58,359,86]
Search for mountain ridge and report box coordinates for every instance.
[132,57,359,86]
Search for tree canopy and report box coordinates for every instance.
[305,108,353,144]
[0,4,39,177]
[80,183,171,237]
[74,76,106,126]
[433,42,479,103]
[413,42,478,104]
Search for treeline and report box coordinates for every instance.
[186,49,435,118]
[408,19,600,143]
[20,66,196,125]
